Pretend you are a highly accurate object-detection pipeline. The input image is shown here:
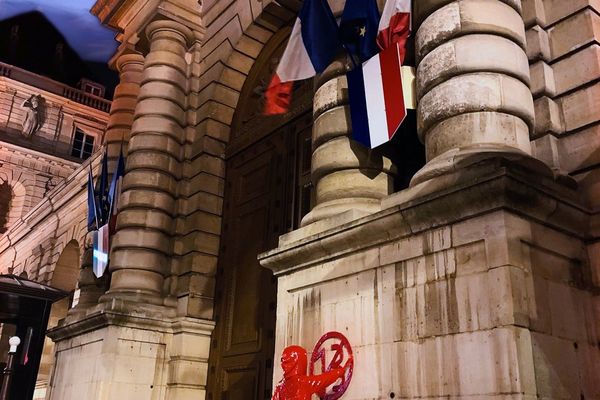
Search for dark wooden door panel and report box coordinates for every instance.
[207,113,312,400]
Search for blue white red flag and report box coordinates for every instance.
[347,42,407,149]
[107,147,125,235]
[264,0,341,115]
[93,223,109,278]
[377,0,411,59]
[346,0,411,148]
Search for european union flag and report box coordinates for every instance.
[339,0,380,63]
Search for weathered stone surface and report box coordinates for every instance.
[559,82,600,131]
[549,9,600,60]
[416,0,526,61]
[532,96,565,138]
[418,73,535,136]
[526,25,551,62]
[47,312,214,400]
[553,44,600,95]
[529,60,556,98]
[418,34,530,99]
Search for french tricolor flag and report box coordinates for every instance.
[93,223,109,278]
[347,42,407,149]
[377,0,412,61]
[264,0,341,115]
[348,0,411,149]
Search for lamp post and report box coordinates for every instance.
[0,336,21,400]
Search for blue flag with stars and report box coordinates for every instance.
[339,0,381,63]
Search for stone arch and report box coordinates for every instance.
[200,11,292,147]
[35,239,81,399]
[0,180,10,233]
[200,8,320,398]
[0,174,27,233]
[49,239,80,291]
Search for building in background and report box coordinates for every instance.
[0,11,112,399]
[1,0,600,399]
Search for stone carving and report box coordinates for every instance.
[20,94,44,138]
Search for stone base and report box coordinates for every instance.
[260,158,600,399]
[46,301,214,400]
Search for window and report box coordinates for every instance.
[80,80,105,98]
[84,84,102,97]
[0,181,11,234]
[71,129,94,160]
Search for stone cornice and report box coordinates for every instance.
[0,141,79,171]
[259,157,591,276]
[92,0,204,60]
[47,300,215,342]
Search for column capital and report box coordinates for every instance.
[145,19,195,48]
[116,52,145,74]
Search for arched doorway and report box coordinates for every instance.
[206,27,314,400]
[0,178,27,234]
[34,240,80,400]
[0,180,11,234]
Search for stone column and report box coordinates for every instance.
[104,53,144,169]
[301,61,396,226]
[106,20,193,304]
[412,0,535,186]
[66,54,144,317]
[67,238,108,319]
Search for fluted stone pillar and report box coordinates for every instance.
[301,61,396,226]
[105,20,193,304]
[104,53,144,169]
[412,0,534,186]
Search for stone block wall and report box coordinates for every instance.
[524,0,600,343]
[173,0,300,320]
[264,164,600,399]
[0,151,101,280]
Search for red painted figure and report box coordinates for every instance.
[272,345,351,400]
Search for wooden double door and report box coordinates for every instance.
[206,114,312,400]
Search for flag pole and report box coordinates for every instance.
[89,163,99,230]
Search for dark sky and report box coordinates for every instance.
[0,0,118,62]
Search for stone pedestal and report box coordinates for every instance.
[260,159,600,399]
[47,303,214,400]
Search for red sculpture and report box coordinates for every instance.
[272,332,353,400]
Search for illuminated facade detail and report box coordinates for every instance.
[1,1,600,399]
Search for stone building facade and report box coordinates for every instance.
[1,0,600,399]
[0,62,110,398]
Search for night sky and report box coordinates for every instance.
[0,0,118,62]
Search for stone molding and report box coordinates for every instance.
[48,307,214,343]
[260,157,589,276]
